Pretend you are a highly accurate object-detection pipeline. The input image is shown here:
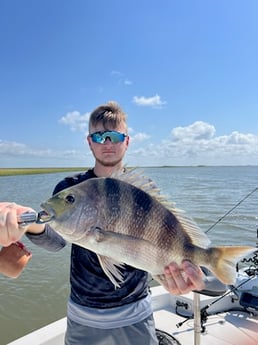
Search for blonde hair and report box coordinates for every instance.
[88,101,127,132]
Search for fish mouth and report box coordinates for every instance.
[37,204,56,224]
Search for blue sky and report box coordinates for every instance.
[0,0,258,167]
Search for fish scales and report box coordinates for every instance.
[102,177,187,251]
[102,178,155,239]
[101,178,123,227]
[40,170,256,288]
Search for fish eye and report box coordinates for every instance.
[65,194,75,204]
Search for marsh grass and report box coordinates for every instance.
[0,167,86,176]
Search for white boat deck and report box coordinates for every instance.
[8,285,258,345]
[152,286,258,345]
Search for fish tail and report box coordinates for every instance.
[207,246,256,285]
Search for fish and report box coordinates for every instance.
[40,170,256,288]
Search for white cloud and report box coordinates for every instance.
[0,140,27,155]
[224,131,257,145]
[127,128,150,143]
[127,122,258,166]
[110,70,132,86]
[171,121,216,141]
[132,94,166,108]
[59,111,90,132]
[0,139,91,167]
[124,79,132,85]
[130,132,151,143]
[0,140,83,159]
[111,70,123,78]
[1,121,258,167]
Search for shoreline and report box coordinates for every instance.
[0,165,256,177]
[0,167,86,177]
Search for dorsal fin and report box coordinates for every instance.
[110,169,211,248]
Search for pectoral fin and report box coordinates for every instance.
[97,254,125,288]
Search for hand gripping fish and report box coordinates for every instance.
[39,170,256,288]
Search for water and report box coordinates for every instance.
[0,166,258,344]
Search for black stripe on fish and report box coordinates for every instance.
[103,178,122,220]
[129,186,154,236]
[89,178,104,202]
[156,209,183,250]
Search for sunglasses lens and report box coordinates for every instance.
[90,131,126,144]
[91,133,105,143]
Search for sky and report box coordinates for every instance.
[0,0,258,168]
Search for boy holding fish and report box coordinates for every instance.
[0,101,205,344]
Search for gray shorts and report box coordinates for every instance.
[64,314,159,345]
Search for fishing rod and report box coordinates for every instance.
[205,186,258,234]
[194,187,258,344]
[147,187,258,286]
[204,185,258,270]
[175,270,257,330]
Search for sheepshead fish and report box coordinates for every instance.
[40,170,255,288]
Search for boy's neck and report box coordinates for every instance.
[93,162,124,177]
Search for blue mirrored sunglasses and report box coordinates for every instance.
[89,131,128,144]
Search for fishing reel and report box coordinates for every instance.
[239,227,258,276]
